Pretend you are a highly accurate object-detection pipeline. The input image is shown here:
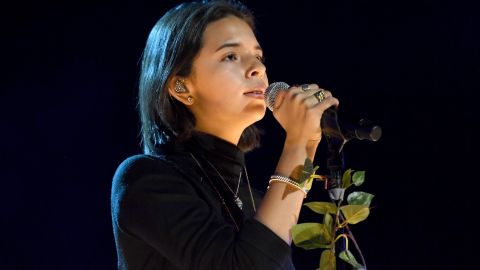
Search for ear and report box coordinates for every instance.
[167,76,192,105]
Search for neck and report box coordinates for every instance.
[194,123,245,146]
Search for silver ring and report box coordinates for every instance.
[313,90,326,103]
[301,84,310,91]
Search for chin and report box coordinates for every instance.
[246,108,266,124]
[238,103,266,124]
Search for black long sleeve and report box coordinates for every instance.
[111,154,294,270]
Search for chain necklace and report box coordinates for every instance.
[189,153,240,231]
[203,158,243,209]
[189,152,256,216]
[243,165,257,212]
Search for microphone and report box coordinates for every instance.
[264,82,382,142]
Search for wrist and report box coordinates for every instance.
[284,135,308,149]
[275,143,307,181]
[281,142,307,160]
[306,139,320,160]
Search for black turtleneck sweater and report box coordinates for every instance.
[111,132,294,269]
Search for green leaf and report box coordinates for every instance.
[340,205,370,224]
[305,202,338,215]
[304,158,314,172]
[323,213,334,240]
[319,249,336,270]
[291,223,331,250]
[339,250,364,269]
[352,171,365,186]
[342,169,354,189]
[347,192,375,206]
[299,158,315,183]
[302,177,315,192]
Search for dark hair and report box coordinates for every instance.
[138,0,262,155]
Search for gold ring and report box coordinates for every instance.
[313,90,326,103]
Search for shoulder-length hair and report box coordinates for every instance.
[138,0,263,155]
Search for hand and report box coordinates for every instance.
[272,84,339,148]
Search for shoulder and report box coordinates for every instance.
[112,155,164,195]
[113,154,165,177]
[112,154,178,189]
[110,153,209,227]
[113,154,162,181]
[111,153,199,200]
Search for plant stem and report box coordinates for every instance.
[331,199,343,249]
[339,212,368,270]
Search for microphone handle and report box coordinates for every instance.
[321,107,382,142]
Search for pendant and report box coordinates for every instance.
[234,196,243,210]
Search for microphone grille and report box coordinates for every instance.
[264,82,290,111]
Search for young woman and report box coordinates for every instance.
[111,1,339,269]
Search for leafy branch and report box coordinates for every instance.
[291,159,374,270]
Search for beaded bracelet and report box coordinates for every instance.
[268,175,309,198]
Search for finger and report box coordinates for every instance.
[298,83,320,91]
[280,86,307,107]
[303,89,332,99]
[285,84,326,100]
[274,85,309,110]
[320,90,332,99]
[302,89,333,107]
[312,96,340,113]
[272,88,289,110]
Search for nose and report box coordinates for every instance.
[246,57,266,79]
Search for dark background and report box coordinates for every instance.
[2,0,478,269]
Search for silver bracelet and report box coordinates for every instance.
[269,175,308,198]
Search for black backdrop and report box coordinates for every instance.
[2,0,478,269]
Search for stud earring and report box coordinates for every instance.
[187,96,194,104]
[174,80,187,93]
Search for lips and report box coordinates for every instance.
[243,90,265,95]
[243,89,265,100]
[243,84,267,96]
[243,82,267,100]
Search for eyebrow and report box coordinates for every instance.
[215,42,263,52]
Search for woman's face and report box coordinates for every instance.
[183,15,268,140]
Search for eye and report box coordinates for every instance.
[256,55,265,63]
[223,53,238,62]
